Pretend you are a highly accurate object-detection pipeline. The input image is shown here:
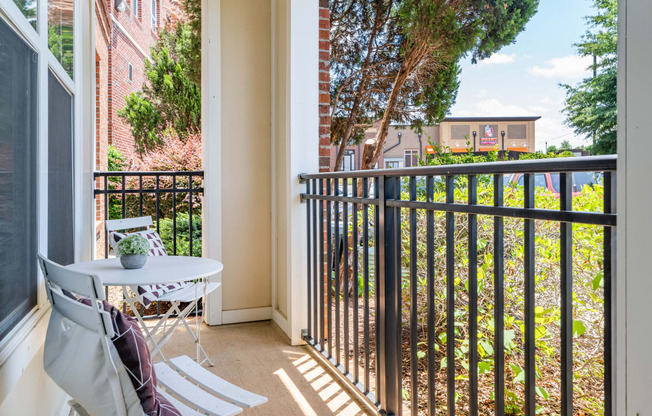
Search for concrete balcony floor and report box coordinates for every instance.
[160,320,373,416]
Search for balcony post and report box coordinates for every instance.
[377,175,401,415]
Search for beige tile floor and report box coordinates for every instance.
[159,320,374,416]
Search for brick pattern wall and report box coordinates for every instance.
[95,0,111,256]
[108,0,166,164]
[318,0,331,172]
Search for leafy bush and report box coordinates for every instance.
[158,212,202,257]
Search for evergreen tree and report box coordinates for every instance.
[119,0,201,154]
[331,0,539,171]
[562,0,617,155]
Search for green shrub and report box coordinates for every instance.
[158,212,202,257]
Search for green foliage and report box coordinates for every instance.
[562,0,617,155]
[389,181,605,414]
[107,146,127,220]
[13,0,36,29]
[158,212,202,257]
[560,139,573,150]
[330,0,539,170]
[48,25,74,78]
[118,0,201,154]
[116,234,150,256]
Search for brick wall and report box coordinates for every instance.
[95,0,111,255]
[318,0,331,172]
[108,0,168,163]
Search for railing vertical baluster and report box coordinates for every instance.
[603,171,616,416]
[427,175,436,416]
[313,179,319,345]
[104,175,109,259]
[334,178,341,366]
[378,175,401,415]
[173,174,177,256]
[494,174,505,416]
[396,176,402,416]
[353,177,360,384]
[409,176,418,415]
[155,175,160,234]
[560,172,573,416]
[139,176,143,216]
[363,177,370,393]
[306,180,312,339]
[319,179,325,348]
[343,181,350,375]
[446,175,456,416]
[326,178,333,359]
[121,174,126,219]
[468,175,478,416]
[189,174,194,256]
[524,173,536,416]
[374,176,381,405]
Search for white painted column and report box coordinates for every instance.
[201,0,223,325]
[283,0,319,345]
[617,0,652,413]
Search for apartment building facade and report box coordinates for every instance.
[332,116,540,170]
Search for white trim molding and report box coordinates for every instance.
[222,307,272,325]
[201,0,223,326]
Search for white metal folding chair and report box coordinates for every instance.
[39,254,267,416]
[105,216,220,365]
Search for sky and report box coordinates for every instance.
[449,0,597,151]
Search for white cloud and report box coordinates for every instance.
[478,53,516,66]
[527,55,593,79]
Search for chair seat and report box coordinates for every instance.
[154,359,243,416]
[169,355,268,408]
[157,281,221,302]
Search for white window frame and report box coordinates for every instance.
[0,0,93,401]
[404,149,419,168]
[133,0,138,18]
[150,0,156,29]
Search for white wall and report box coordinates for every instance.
[272,0,319,344]
[617,0,652,413]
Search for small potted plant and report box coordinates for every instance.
[117,234,150,269]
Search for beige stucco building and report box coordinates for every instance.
[332,116,540,170]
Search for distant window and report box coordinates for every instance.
[404,149,418,168]
[508,124,527,140]
[132,0,138,17]
[342,150,355,171]
[128,63,133,82]
[451,125,470,140]
[385,160,401,169]
[151,0,157,28]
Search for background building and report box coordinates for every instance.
[331,116,540,170]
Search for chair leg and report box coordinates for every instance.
[170,302,214,366]
[67,400,91,416]
[122,287,167,361]
[148,300,197,359]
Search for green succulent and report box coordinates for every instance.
[116,234,150,256]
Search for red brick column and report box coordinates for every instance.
[318,0,331,172]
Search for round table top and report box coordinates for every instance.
[65,256,223,286]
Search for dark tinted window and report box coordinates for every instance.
[48,70,74,265]
[0,19,38,342]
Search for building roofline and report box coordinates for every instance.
[441,116,542,122]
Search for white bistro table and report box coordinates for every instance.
[66,256,222,364]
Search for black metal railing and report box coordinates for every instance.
[94,170,204,317]
[300,156,616,416]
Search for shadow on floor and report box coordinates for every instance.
[159,320,374,416]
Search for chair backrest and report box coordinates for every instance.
[38,254,133,416]
[106,216,154,254]
[105,216,153,233]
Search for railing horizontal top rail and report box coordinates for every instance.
[299,155,616,180]
[95,170,205,176]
